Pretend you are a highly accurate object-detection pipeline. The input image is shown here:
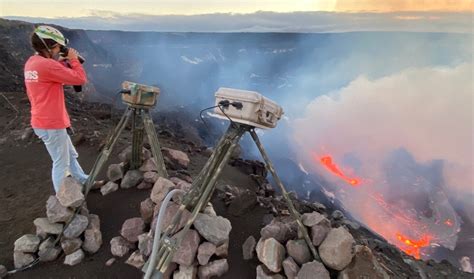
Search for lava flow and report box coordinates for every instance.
[396,233,431,259]
[318,155,361,186]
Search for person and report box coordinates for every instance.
[24,25,89,193]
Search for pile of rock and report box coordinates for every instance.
[245,211,390,279]
[109,174,232,278]
[12,177,103,268]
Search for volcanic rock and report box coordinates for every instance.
[138,233,153,257]
[331,210,345,221]
[13,252,35,269]
[242,235,256,260]
[302,211,326,227]
[228,189,257,216]
[140,198,155,224]
[338,245,389,279]
[256,237,286,273]
[87,214,101,230]
[460,256,473,273]
[198,242,216,265]
[63,214,89,239]
[56,177,85,208]
[172,229,200,266]
[107,163,124,182]
[121,217,145,242]
[14,234,40,253]
[120,170,143,189]
[282,257,300,279]
[151,202,191,234]
[216,241,229,258]
[139,158,158,172]
[64,249,85,266]
[137,181,153,190]
[162,147,190,169]
[319,227,355,271]
[61,238,82,255]
[34,218,63,235]
[203,202,217,217]
[297,260,330,279]
[110,236,134,257]
[105,258,116,266]
[38,238,61,262]
[100,181,119,195]
[256,265,285,279]
[311,218,331,247]
[193,213,232,246]
[83,228,103,254]
[173,264,197,279]
[286,239,311,265]
[118,146,133,163]
[125,251,145,269]
[260,220,291,243]
[46,195,74,223]
[198,259,229,279]
[150,177,175,203]
[143,171,160,184]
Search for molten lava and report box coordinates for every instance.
[318,155,361,186]
[396,232,431,259]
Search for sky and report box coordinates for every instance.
[1,0,472,17]
[1,0,472,32]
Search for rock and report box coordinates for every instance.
[143,171,160,184]
[56,177,85,208]
[338,245,390,279]
[14,234,40,253]
[13,252,35,269]
[203,203,217,217]
[38,238,61,262]
[311,218,331,247]
[105,258,116,266]
[100,181,119,195]
[64,249,85,266]
[21,127,33,141]
[137,181,153,190]
[121,217,145,242]
[331,210,345,221]
[256,265,285,279]
[286,239,312,265]
[34,218,63,235]
[342,219,361,230]
[172,229,200,266]
[242,235,256,260]
[0,265,7,278]
[63,214,89,239]
[193,213,232,246]
[297,260,330,279]
[139,159,158,172]
[120,170,143,189]
[198,242,216,265]
[260,220,291,243]
[282,257,300,279]
[87,214,101,230]
[150,177,175,203]
[198,259,229,279]
[46,195,74,223]
[319,227,355,271]
[302,212,326,227]
[110,236,135,257]
[61,238,82,255]
[256,237,286,273]
[140,198,155,224]
[215,241,229,258]
[460,256,473,273]
[125,250,145,269]
[151,202,191,234]
[107,164,124,182]
[138,233,153,257]
[162,147,190,169]
[173,264,198,279]
[83,228,103,254]
[118,146,133,163]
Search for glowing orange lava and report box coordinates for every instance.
[318,155,361,186]
[396,233,431,259]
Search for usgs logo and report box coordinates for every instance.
[25,70,38,81]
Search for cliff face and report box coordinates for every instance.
[0,18,124,98]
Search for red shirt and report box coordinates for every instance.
[24,55,87,129]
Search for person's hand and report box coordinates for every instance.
[66,48,79,60]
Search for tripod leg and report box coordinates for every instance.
[142,110,168,178]
[131,108,144,170]
[249,129,321,261]
[83,107,132,195]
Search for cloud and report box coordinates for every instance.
[4,11,472,33]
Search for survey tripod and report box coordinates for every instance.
[145,122,320,279]
[83,101,168,195]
